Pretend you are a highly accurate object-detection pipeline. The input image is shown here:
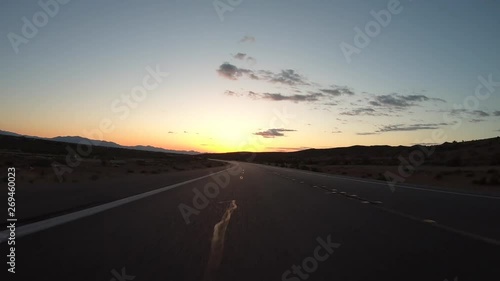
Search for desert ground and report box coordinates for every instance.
[0,151,224,185]
[266,163,500,192]
[205,137,500,193]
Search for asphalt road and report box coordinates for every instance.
[2,161,500,281]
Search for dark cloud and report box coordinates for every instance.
[260,92,322,102]
[168,131,174,134]
[226,90,322,103]
[448,109,493,122]
[340,108,387,116]
[371,95,410,107]
[247,91,259,99]
[449,109,468,116]
[239,35,255,43]
[472,110,490,117]
[331,130,342,134]
[320,86,355,96]
[254,128,296,138]
[376,123,450,132]
[233,53,246,60]
[324,102,338,106]
[218,64,309,86]
[357,132,379,136]
[262,69,309,86]
[217,63,241,80]
[218,62,450,116]
[216,63,256,80]
[232,53,257,65]
[370,94,445,108]
[404,95,445,103]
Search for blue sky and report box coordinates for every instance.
[1,0,499,152]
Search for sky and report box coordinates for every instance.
[1,0,500,153]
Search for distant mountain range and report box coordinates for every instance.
[0,130,199,155]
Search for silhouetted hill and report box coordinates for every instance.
[0,130,22,137]
[205,137,500,167]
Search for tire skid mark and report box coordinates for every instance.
[203,200,238,281]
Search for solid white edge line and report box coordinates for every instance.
[0,168,231,244]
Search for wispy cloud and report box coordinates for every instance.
[217,64,312,87]
[254,128,296,138]
[472,110,490,117]
[369,94,445,108]
[246,56,256,65]
[232,53,257,65]
[320,86,354,96]
[377,123,450,132]
[260,92,322,102]
[260,69,310,86]
[224,90,243,97]
[469,119,486,123]
[226,90,323,103]
[448,109,468,116]
[239,35,255,43]
[324,102,338,106]
[233,53,247,60]
[340,107,388,116]
[446,108,494,122]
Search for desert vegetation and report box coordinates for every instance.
[0,135,225,184]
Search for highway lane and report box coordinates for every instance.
[2,161,500,280]
[0,165,230,225]
[255,163,500,243]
